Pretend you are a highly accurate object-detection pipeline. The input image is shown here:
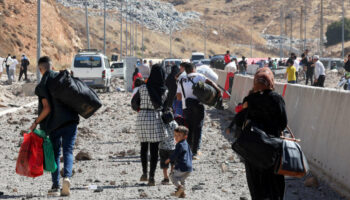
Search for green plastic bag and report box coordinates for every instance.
[34,129,57,172]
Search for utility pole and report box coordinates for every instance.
[204,20,207,57]
[129,2,133,56]
[300,6,303,51]
[290,14,293,54]
[304,0,307,50]
[320,0,324,56]
[135,15,138,57]
[141,12,144,59]
[250,24,253,58]
[170,21,173,58]
[125,0,128,56]
[103,0,106,55]
[120,0,123,58]
[342,0,345,59]
[37,0,41,83]
[85,1,90,49]
[280,6,283,59]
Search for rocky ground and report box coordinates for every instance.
[0,78,346,199]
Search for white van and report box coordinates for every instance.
[71,49,111,92]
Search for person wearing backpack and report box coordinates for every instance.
[176,62,221,160]
[30,56,79,197]
[19,54,30,81]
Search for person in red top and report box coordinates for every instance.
[132,68,143,89]
[224,50,231,64]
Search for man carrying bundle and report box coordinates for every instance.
[176,62,221,160]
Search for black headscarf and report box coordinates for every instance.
[146,64,167,109]
[164,65,180,108]
[133,67,139,79]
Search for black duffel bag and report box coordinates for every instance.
[47,70,102,119]
[232,120,283,170]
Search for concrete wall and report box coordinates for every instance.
[213,69,228,89]
[228,75,350,197]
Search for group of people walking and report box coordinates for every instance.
[0,53,30,84]
[26,52,292,199]
[285,50,326,87]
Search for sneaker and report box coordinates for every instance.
[61,178,71,196]
[193,155,200,160]
[47,186,60,197]
[161,178,170,185]
[148,177,155,186]
[140,174,148,182]
[175,186,184,197]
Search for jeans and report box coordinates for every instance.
[288,81,296,84]
[19,66,27,81]
[6,65,9,76]
[315,75,326,87]
[183,102,204,155]
[140,142,159,178]
[49,123,78,187]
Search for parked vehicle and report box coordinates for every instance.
[71,49,111,92]
[200,59,211,65]
[110,61,124,78]
[191,52,205,62]
[319,58,343,69]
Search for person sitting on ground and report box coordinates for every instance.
[224,50,231,64]
[132,68,143,90]
[31,56,79,197]
[159,120,178,185]
[165,126,192,198]
[285,58,296,84]
[133,64,168,186]
[19,54,30,81]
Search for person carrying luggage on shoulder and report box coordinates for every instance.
[235,67,287,200]
[165,126,192,198]
[285,58,296,84]
[176,62,221,160]
[30,56,79,197]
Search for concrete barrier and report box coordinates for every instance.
[228,74,350,197]
[213,69,227,89]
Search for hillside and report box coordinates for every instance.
[0,0,349,71]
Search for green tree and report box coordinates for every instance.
[326,18,350,46]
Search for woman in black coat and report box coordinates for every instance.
[235,67,287,200]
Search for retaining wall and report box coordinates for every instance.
[228,74,350,197]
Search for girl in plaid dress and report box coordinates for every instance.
[135,64,168,186]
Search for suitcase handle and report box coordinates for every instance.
[281,126,301,142]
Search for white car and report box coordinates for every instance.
[191,52,205,62]
[110,61,124,78]
[71,49,112,92]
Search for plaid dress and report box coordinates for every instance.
[135,85,168,143]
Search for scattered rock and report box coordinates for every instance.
[94,187,103,193]
[12,188,18,193]
[127,149,136,156]
[192,185,204,191]
[140,192,148,198]
[75,150,92,161]
[240,197,248,200]
[221,163,228,173]
[78,169,83,173]
[305,176,319,188]
[121,170,127,175]
[110,181,116,186]
[94,179,101,183]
